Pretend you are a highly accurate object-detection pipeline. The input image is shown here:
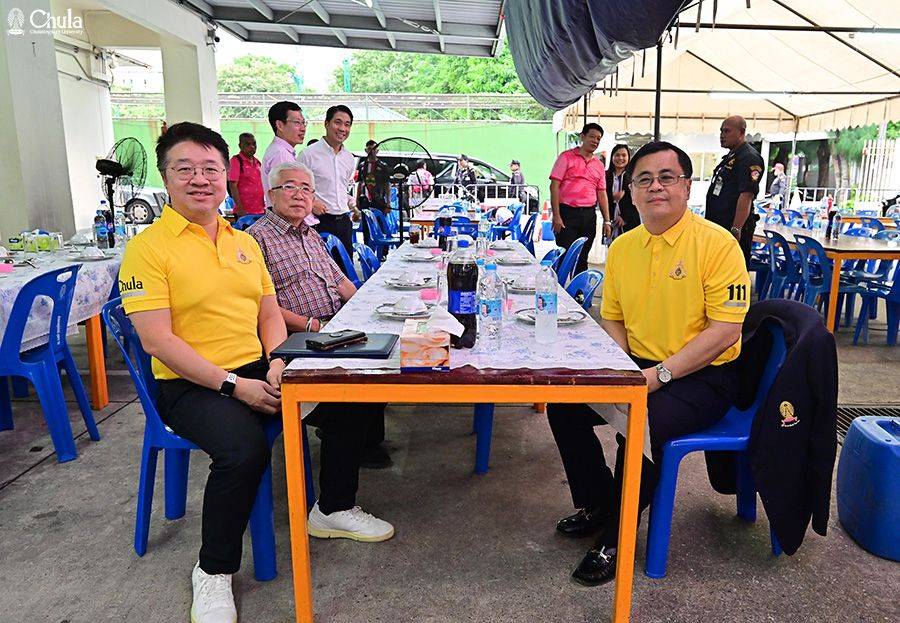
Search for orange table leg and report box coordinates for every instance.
[281,386,314,623]
[824,254,843,333]
[84,315,108,410]
[612,386,648,623]
[533,402,545,412]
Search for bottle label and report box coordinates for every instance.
[449,290,477,314]
[479,297,502,321]
[535,292,557,314]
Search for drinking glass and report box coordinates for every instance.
[409,224,421,245]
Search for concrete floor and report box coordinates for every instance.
[1,322,898,623]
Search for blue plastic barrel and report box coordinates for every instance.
[836,417,900,561]
[541,220,555,241]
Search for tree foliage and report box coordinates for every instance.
[832,122,900,162]
[331,47,550,120]
[218,55,297,92]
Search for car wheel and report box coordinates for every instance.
[127,199,154,224]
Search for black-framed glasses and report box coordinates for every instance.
[271,183,314,196]
[630,173,688,189]
[168,165,226,182]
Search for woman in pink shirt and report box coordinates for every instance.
[549,123,611,276]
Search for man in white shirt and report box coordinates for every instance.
[262,101,305,207]
[298,105,358,256]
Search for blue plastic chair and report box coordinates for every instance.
[760,230,803,301]
[764,210,786,225]
[362,209,400,258]
[540,246,566,272]
[793,234,866,330]
[853,262,900,346]
[843,227,875,238]
[557,237,588,286]
[372,209,396,237]
[645,323,787,578]
[353,242,381,281]
[566,270,604,310]
[859,217,885,232]
[787,217,810,229]
[491,203,524,240]
[320,232,362,287]
[101,298,316,581]
[0,266,100,462]
[233,214,264,231]
[518,213,538,256]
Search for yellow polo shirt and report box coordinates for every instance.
[118,206,275,380]
[600,209,750,365]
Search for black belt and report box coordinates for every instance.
[318,212,350,221]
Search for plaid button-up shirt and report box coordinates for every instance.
[248,210,346,319]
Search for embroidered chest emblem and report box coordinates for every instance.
[236,247,251,264]
[668,260,686,280]
[779,401,799,428]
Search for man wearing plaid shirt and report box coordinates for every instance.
[249,159,393,472]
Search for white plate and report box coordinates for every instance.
[384,276,435,290]
[68,255,109,262]
[412,240,439,249]
[496,255,531,266]
[375,302,434,320]
[401,252,440,263]
[491,241,512,250]
[514,307,587,325]
[507,283,536,294]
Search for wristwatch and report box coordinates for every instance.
[730,226,742,238]
[655,363,673,385]
[219,372,237,397]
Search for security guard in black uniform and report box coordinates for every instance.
[706,115,765,264]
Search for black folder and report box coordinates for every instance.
[271,332,399,361]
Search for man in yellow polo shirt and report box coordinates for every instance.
[119,122,288,623]
[547,141,750,586]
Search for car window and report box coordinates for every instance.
[472,162,509,183]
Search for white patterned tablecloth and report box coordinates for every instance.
[0,251,121,351]
[286,241,637,374]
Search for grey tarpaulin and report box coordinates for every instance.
[506,0,684,109]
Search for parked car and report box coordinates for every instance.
[352,151,538,208]
[123,186,231,223]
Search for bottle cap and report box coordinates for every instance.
[458,239,469,248]
[485,263,497,271]
[540,259,552,266]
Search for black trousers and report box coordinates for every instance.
[157,359,274,575]
[547,359,739,547]
[157,359,377,574]
[556,204,597,277]
[314,213,354,271]
[739,212,760,267]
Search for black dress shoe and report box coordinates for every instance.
[571,546,617,587]
[556,508,609,538]
[360,443,393,469]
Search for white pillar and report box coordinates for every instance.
[759,138,771,199]
[160,35,219,129]
[0,0,76,238]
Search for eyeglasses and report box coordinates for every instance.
[630,173,688,189]
[288,119,308,127]
[271,183,315,196]
[168,165,226,182]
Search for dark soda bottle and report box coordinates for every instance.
[437,207,453,251]
[447,239,478,348]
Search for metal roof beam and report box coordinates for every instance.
[308,1,330,25]
[281,25,299,43]
[433,0,442,31]
[691,23,900,34]
[237,30,490,55]
[369,0,387,29]
[333,28,347,46]
[386,32,396,49]
[210,7,497,40]
[245,0,272,20]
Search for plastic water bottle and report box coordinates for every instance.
[114,204,128,246]
[93,212,109,250]
[812,211,824,233]
[534,259,558,344]
[477,263,503,352]
[830,213,842,241]
[476,216,491,258]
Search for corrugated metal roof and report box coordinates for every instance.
[175,0,504,57]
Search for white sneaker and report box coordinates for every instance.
[307,502,395,542]
[191,562,237,623]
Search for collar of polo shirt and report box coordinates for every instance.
[160,204,233,237]
[637,207,691,248]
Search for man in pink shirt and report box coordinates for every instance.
[549,123,611,276]
[227,133,265,216]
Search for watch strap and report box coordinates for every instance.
[219,372,237,397]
